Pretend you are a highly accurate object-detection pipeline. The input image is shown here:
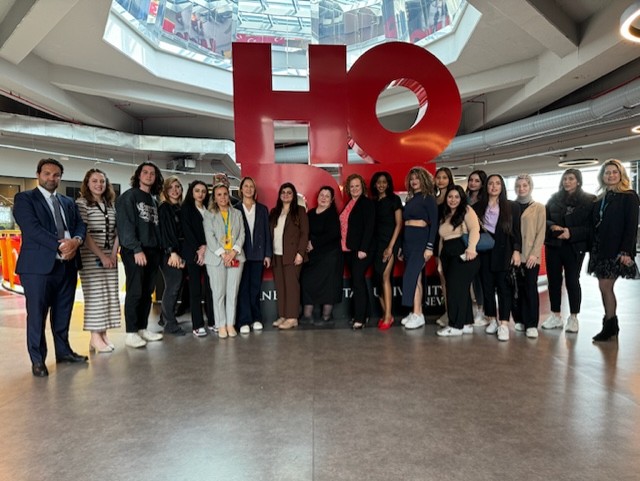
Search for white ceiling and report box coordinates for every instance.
[0,0,639,179]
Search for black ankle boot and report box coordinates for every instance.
[592,316,619,342]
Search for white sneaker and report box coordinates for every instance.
[401,313,415,326]
[437,326,463,337]
[404,313,425,330]
[541,314,563,330]
[565,315,579,333]
[485,319,498,335]
[193,328,207,337]
[473,312,489,326]
[526,327,539,339]
[252,321,264,331]
[514,323,525,332]
[240,325,251,334]
[138,329,163,342]
[462,324,474,335]
[497,324,509,341]
[436,313,449,327]
[125,333,147,348]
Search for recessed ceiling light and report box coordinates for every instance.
[620,2,640,43]
[632,125,640,134]
[558,158,599,168]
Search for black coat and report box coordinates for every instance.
[180,203,207,263]
[545,190,595,255]
[345,196,375,254]
[591,190,639,259]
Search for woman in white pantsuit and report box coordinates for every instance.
[204,183,245,339]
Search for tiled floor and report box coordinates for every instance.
[1,273,639,481]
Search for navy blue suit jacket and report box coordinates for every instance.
[235,202,273,262]
[13,188,86,274]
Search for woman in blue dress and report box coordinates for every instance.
[401,167,438,330]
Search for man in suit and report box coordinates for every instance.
[13,158,88,377]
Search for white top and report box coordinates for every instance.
[242,202,256,241]
[273,212,287,255]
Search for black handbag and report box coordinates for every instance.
[461,232,495,252]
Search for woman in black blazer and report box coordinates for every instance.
[181,180,215,336]
[473,174,522,342]
[340,173,375,329]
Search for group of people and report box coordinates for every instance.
[13,158,638,377]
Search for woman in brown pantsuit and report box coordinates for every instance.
[269,183,309,330]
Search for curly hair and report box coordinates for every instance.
[345,173,367,199]
[441,185,468,229]
[79,168,116,207]
[405,166,435,199]
[130,161,163,195]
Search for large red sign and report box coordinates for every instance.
[232,41,461,210]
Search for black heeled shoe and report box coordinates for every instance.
[592,316,619,342]
[352,318,368,330]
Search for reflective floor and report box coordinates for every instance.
[1,273,639,481]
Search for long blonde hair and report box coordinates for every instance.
[597,159,632,197]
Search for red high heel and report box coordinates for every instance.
[378,318,395,330]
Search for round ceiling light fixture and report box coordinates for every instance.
[620,2,640,42]
[558,158,599,168]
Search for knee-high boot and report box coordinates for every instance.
[592,316,619,342]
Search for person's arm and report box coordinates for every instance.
[618,192,640,262]
[12,192,59,253]
[116,193,142,253]
[295,207,309,265]
[511,201,522,265]
[527,203,546,268]
[464,207,480,260]
[425,196,438,255]
[159,203,183,268]
[383,202,403,262]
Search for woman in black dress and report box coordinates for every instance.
[301,186,343,327]
[588,159,639,341]
[370,172,403,330]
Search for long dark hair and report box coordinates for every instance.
[465,169,487,204]
[441,185,468,229]
[435,167,455,196]
[475,174,512,234]
[183,180,210,209]
[269,182,301,227]
[369,171,395,200]
[130,161,163,195]
[79,168,116,207]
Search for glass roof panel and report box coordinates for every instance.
[111,0,467,74]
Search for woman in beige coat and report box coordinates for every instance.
[511,174,546,338]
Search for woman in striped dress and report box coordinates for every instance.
[76,168,121,353]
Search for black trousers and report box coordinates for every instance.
[185,261,214,330]
[441,239,480,329]
[511,264,540,329]
[121,247,161,333]
[479,252,512,321]
[21,260,77,364]
[545,244,585,314]
[237,260,264,327]
[344,251,372,323]
[159,255,184,328]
